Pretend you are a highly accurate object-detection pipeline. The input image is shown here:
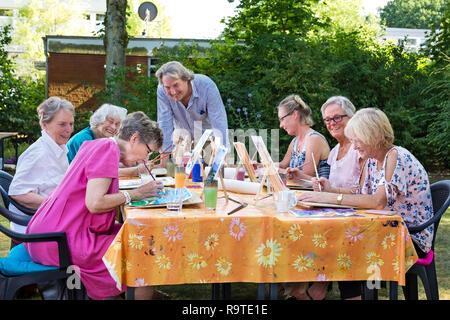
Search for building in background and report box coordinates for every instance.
[44,35,211,109]
[382,27,431,52]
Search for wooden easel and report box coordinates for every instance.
[233,142,258,182]
[251,136,288,202]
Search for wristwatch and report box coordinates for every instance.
[336,193,343,205]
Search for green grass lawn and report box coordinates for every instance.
[1,210,449,300]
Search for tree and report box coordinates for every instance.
[379,0,447,29]
[104,0,128,105]
[13,0,90,78]
[222,0,322,41]
[0,25,45,142]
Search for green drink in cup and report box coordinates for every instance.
[204,179,218,211]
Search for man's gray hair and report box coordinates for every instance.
[89,103,128,128]
[155,61,195,84]
[320,96,356,117]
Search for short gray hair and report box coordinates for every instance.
[320,96,356,117]
[155,61,195,84]
[37,96,75,126]
[118,111,163,149]
[89,103,128,128]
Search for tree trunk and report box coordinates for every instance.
[104,0,128,105]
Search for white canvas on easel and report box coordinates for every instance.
[173,135,191,166]
[185,129,213,175]
[251,136,288,200]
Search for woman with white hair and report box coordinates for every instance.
[8,97,75,234]
[299,108,434,258]
[67,103,127,163]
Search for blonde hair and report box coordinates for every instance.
[277,94,313,126]
[344,108,394,149]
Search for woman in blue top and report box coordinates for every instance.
[277,94,330,180]
[67,103,127,163]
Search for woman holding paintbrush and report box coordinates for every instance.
[25,112,165,300]
[277,94,330,180]
[297,108,433,299]
[287,96,365,300]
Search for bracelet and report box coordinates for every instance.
[120,190,131,205]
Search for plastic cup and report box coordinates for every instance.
[166,188,184,213]
[236,168,245,181]
[279,173,287,186]
[274,190,297,213]
[175,166,186,188]
[204,179,218,211]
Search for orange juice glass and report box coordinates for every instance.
[175,166,186,188]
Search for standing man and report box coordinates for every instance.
[155,61,229,161]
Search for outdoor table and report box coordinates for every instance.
[103,184,418,300]
[0,132,18,170]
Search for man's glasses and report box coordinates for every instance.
[323,114,348,125]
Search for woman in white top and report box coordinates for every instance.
[286,97,365,300]
[322,96,364,189]
[8,97,75,233]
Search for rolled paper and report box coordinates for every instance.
[217,178,260,195]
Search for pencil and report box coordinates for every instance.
[311,152,322,192]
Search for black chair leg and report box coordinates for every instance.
[362,283,378,300]
[425,261,439,300]
[389,282,398,300]
[403,273,418,300]
[416,266,432,300]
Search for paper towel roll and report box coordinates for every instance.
[217,178,261,195]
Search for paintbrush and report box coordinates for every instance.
[311,152,322,192]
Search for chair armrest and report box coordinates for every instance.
[0,224,71,268]
[0,185,37,216]
[408,207,446,234]
[7,196,37,216]
[0,205,31,226]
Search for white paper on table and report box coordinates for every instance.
[217,178,260,195]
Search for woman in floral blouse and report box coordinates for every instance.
[299,108,433,257]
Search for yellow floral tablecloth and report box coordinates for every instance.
[103,190,418,290]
